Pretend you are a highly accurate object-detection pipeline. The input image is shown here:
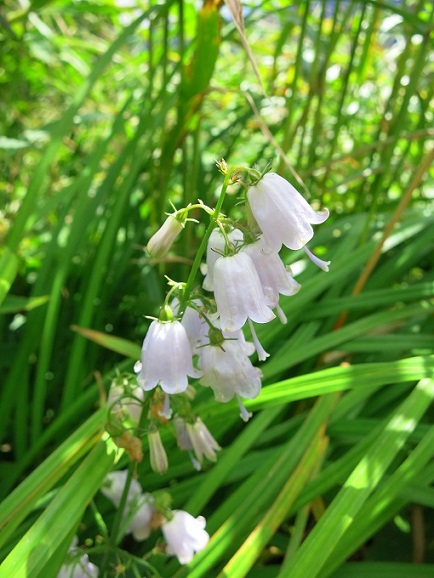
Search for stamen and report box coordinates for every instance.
[248,319,270,361]
[303,246,330,272]
[275,302,287,324]
[237,395,252,422]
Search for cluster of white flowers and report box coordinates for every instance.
[100,167,329,569]
[138,170,330,421]
[101,471,209,565]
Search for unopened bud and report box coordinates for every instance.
[147,215,184,258]
[148,426,168,474]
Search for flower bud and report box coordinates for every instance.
[148,426,168,474]
[147,215,184,258]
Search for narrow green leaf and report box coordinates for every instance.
[282,378,434,578]
[71,325,141,360]
[0,439,117,578]
[0,249,18,307]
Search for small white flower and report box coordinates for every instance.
[242,236,301,307]
[202,227,244,291]
[247,173,329,252]
[136,320,201,394]
[172,298,216,355]
[101,471,142,508]
[213,252,275,332]
[128,494,155,541]
[101,471,155,541]
[174,416,221,469]
[186,418,221,464]
[146,215,184,258]
[162,510,209,565]
[107,383,144,423]
[199,338,262,402]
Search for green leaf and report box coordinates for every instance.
[0,438,117,578]
[71,325,141,360]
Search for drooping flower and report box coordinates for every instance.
[107,382,144,424]
[171,297,216,355]
[101,471,155,542]
[162,510,209,565]
[242,235,301,324]
[247,173,329,252]
[146,215,184,258]
[101,471,142,508]
[174,416,221,469]
[202,227,244,291]
[213,251,275,332]
[57,537,99,578]
[242,236,300,303]
[199,334,262,403]
[128,494,156,541]
[136,319,201,394]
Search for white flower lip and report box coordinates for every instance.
[213,251,275,332]
[162,510,209,564]
[247,173,329,252]
[136,320,202,394]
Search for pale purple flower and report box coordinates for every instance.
[199,338,262,402]
[174,416,221,470]
[171,298,216,355]
[162,510,209,564]
[202,227,244,291]
[213,252,275,332]
[242,236,301,307]
[247,173,329,252]
[136,320,201,394]
[146,215,183,258]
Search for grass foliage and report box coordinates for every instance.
[1,0,433,576]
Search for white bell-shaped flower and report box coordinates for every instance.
[101,471,142,508]
[202,227,244,291]
[199,337,262,402]
[162,510,209,565]
[247,173,329,252]
[213,251,275,332]
[136,320,201,394]
[101,471,155,542]
[242,236,301,306]
[172,298,217,355]
[186,418,221,464]
[128,494,155,541]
